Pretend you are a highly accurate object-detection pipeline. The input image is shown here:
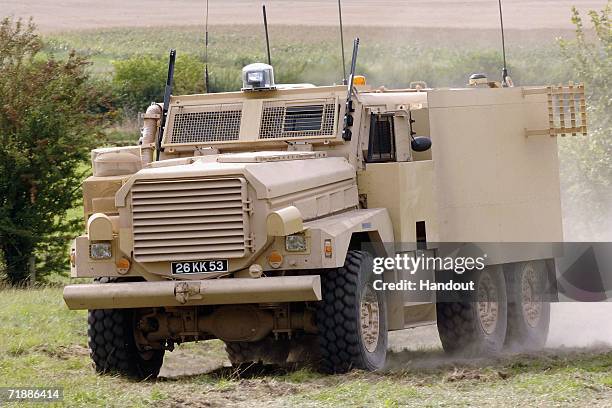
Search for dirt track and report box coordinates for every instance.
[153,304,612,406]
[160,303,612,378]
[2,0,607,33]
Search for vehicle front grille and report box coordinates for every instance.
[131,178,249,262]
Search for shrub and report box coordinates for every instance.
[0,18,111,285]
[112,54,206,114]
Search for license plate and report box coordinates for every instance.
[171,259,228,275]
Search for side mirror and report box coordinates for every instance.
[411,136,432,152]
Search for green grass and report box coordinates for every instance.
[1,287,611,407]
[44,25,574,90]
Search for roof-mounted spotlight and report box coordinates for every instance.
[241,63,276,91]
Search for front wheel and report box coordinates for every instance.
[88,308,165,379]
[316,250,388,373]
[88,277,164,380]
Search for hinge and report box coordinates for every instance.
[245,233,255,251]
[243,199,253,214]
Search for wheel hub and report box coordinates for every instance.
[360,286,380,353]
[521,263,542,328]
[133,310,159,360]
[477,272,499,335]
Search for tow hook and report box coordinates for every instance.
[174,281,202,304]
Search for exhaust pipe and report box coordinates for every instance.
[140,104,162,165]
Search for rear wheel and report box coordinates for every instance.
[316,250,388,373]
[505,261,550,351]
[436,266,508,356]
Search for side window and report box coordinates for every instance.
[367,114,396,163]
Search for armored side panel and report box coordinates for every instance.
[427,87,563,242]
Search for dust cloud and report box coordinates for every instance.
[553,180,612,347]
[386,303,612,355]
[384,302,611,372]
[547,303,612,348]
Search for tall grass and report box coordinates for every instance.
[45,25,574,92]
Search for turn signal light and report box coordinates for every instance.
[324,239,333,258]
[268,250,283,269]
[116,258,131,275]
[353,75,366,86]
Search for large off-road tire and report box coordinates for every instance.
[505,261,550,351]
[436,266,508,356]
[316,250,388,373]
[225,338,290,366]
[88,278,164,380]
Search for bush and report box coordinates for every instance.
[0,18,111,285]
[112,54,206,114]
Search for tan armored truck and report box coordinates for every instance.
[63,59,587,379]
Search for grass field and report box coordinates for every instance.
[44,24,574,88]
[1,287,611,407]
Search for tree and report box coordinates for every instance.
[558,2,611,240]
[0,18,110,285]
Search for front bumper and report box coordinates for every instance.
[63,275,322,310]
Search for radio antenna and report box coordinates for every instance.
[262,4,272,65]
[497,0,512,87]
[156,49,176,161]
[204,0,210,92]
[338,0,347,84]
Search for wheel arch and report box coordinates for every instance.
[305,208,394,269]
[348,230,390,258]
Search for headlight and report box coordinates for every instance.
[90,242,112,260]
[285,233,307,252]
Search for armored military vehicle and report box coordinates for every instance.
[63,47,587,378]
